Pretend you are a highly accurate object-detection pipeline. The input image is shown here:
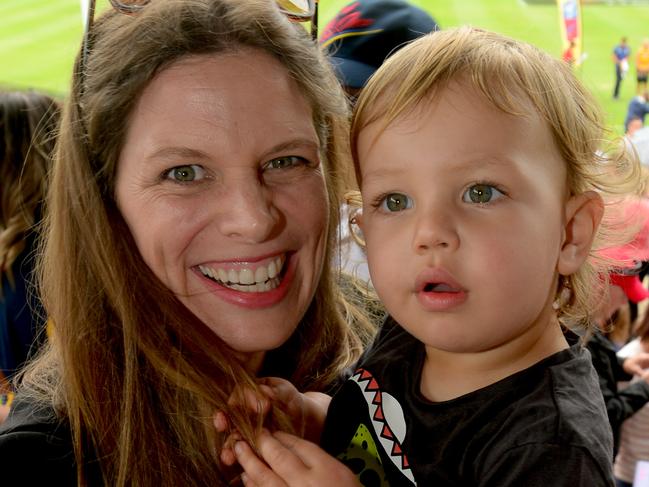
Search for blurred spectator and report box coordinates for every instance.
[320,0,438,103]
[613,37,631,99]
[626,117,643,138]
[624,91,649,133]
[562,40,576,66]
[631,126,649,167]
[589,197,649,459]
[636,38,649,95]
[0,91,59,421]
[615,311,649,487]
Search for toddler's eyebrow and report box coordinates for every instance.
[362,156,517,181]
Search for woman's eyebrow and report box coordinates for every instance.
[261,138,321,157]
[146,146,210,162]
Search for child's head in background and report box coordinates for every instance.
[349,26,642,357]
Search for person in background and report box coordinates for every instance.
[624,91,649,133]
[232,26,642,486]
[636,38,649,95]
[615,305,649,487]
[0,0,376,485]
[320,0,438,286]
[0,90,59,423]
[626,117,643,138]
[614,36,631,100]
[588,197,649,460]
[320,0,438,104]
[630,124,649,168]
[562,40,576,66]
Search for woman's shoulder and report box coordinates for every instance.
[0,396,77,483]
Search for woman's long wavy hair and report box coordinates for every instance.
[18,1,375,485]
[0,91,59,286]
[349,26,643,334]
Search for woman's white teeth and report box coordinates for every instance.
[217,268,228,282]
[228,278,281,293]
[199,256,285,292]
[255,266,268,283]
[228,269,238,284]
[268,260,278,278]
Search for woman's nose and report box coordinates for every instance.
[215,178,280,243]
[411,208,459,254]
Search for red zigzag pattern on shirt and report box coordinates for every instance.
[354,368,411,471]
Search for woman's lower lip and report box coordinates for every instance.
[417,290,467,311]
[197,257,295,309]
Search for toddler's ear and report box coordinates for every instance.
[349,209,366,246]
[351,209,363,230]
[557,191,604,275]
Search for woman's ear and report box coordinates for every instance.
[557,191,604,275]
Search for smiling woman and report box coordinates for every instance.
[0,0,376,485]
[114,52,331,359]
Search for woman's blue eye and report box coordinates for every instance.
[165,165,205,182]
[463,184,504,204]
[381,193,412,212]
[266,156,307,170]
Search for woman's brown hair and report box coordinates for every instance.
[0,91,59,286]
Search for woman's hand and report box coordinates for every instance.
[234,429,359,486]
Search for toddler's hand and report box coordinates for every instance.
[234,429,359,486]
[214,377,331,466]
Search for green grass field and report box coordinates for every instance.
[1,0,648,134]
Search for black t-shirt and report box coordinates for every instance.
[0,397,102,485]
[321,317,615,487]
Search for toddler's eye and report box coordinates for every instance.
[166,165,205,182]
[463,184,504,204]
[381,193,412,212]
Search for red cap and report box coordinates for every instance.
[610,273,649,303]
[599,198,649,265]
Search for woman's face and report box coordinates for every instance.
[115,49,329,369]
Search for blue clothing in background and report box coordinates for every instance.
[614,43,631,99]
[625,96,649,132]
[0,231,45,379]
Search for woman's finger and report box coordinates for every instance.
[213,411,229,433]
[220,430,243,466]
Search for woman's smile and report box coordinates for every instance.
[197,253,286,293]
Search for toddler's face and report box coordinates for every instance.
[356,81,571,355]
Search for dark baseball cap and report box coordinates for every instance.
[320,0,439,89]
